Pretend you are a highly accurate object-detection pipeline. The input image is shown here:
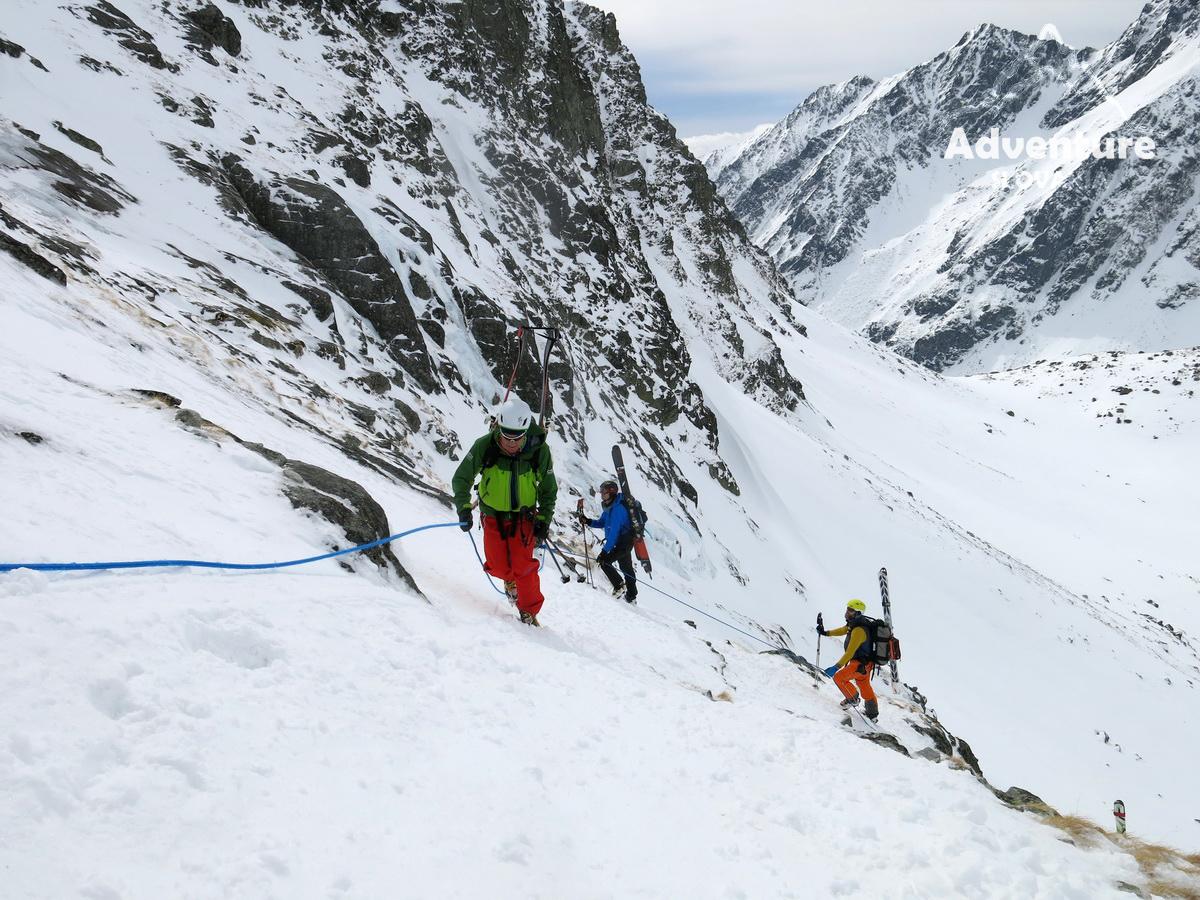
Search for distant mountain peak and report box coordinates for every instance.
[710,0,1200,372]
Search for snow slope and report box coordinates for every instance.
[0,565,1156,898]
[2,0,1199,886]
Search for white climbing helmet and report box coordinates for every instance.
[496,396,533,434]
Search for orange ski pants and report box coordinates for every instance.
[482,515,544,616]
[834,660,877,703]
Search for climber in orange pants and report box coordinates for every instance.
[834,659,876,705]
[817,598,880,721]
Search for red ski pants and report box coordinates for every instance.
[834,660,877,703]
[482,515,544,616]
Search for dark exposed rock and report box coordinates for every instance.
[858,731,911,756]
[220,156,437,392]
[18,139,136,214]
[469,314,545,410]
[53,121,106,158]
[761,647,823,682]
[78,54,123,75]
[955,736,982,777]
[1,37,25,58]
[170,405,421,594]
[0,232,67,285]
[337,153,371,187]
[418,317,445,347]
[184,3,242,57]
[190,96,215,128]
[992,785,1058,816]
[132,389,182,407]
[282,279,334,320]
[83,1,178,72]
[18,431,45,445]
[358,371,392,395]
[908,306,1018,371]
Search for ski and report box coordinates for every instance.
[878,567,898,685]
[611,444,652,575]
[843,706,882,733]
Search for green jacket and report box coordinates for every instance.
[451,426,557,522]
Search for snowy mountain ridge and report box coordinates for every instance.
[712,0,1200,373]
[1,0,1199,892]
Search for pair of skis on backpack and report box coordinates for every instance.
[821,568,900,733]
[573,444,652,582]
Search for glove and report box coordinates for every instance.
[823,665,839,678]
[458,508,473,532]
[533,519,549,543]
[815,625,826,636]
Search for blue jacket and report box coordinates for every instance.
[588,494,633,553]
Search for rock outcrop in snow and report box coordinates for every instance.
[0,0,803,555]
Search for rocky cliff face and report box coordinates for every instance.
[711,0,1200,373]
[0,0,806,552]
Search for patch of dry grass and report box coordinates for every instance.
[1042,813,1107,847]
[1144,879,1200,899]
[1039,815,1200,897]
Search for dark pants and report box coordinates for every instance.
[598,538,637,601]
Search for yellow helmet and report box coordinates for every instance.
[846,598,867,612]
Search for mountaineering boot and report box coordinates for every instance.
[611,582,626,600]
[625,594,636,605]
[839,695,860,709]
[519,610,540,627]
[504,580,518,604]
[863,699,879,720]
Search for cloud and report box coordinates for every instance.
[683,124,774,160]
[587,0,1148,134]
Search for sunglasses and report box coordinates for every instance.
[499,429,527,445]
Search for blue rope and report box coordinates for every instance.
[0,522,460,574]
[2,519,779,650]
[466,530,507,596]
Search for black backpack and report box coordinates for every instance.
[870,617,901,666]
[629,498,648,530]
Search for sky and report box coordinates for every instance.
[586,0,1150,149]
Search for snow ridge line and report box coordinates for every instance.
[0,522,461,574]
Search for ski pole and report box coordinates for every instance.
[577,498,594,587]
[816,612,823,668]
[551,538,586,583]
[548,538,584,581]
[541,541,570,583]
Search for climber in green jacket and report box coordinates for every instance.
[452,396,558,626]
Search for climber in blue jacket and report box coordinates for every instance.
[576,479,638,603]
